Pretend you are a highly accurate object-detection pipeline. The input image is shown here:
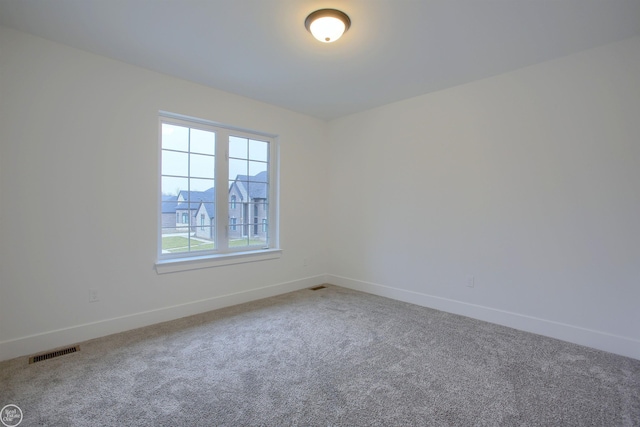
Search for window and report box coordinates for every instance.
[158,112,278,266]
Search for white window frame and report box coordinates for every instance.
[156,112,281,274]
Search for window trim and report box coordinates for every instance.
[156,111,280,272]
[156,248,282,274]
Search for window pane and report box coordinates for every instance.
[162,150,188,176]
[162,226,178,236]
[230,235,250,248]
[231,236,264,248]
[249,160,267,177]
[162,176,187,197]
[192,227,215,250]
[249,139,268,162]
[162,234,191,254]
[162,123,189,151]
[229,136,248,159]
[247,182,268,199]
[190,128,215,155]
[190,153,215,179]
[186,204,197,225]
[229,158,248,180]
[195,201,215,248]
[189,178,214,193]
[198,202,215,219]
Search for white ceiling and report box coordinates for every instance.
[1,0,639,120]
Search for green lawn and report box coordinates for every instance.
[230,238,265,247]
[162,236,214,252]
[162,235,265,252]
[161,236,191,250]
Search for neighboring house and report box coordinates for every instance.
[228,171,268,240]
[161,195,180,231]
[163,188,215,234]
[194,201,215,240]
[162,172,268,242]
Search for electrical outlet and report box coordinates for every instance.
[467,276,475,288]
[89,288,100,303]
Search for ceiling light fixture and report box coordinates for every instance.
[305,9,351,43]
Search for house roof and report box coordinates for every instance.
[178,187,215,203]
[166,187,215,215]
[175,202,199,212]
[161,195,179,214]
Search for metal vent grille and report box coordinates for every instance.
[29,345,80,364]
[310,285,326,291]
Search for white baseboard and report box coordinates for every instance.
[4,274,637,362]
[327,274,640,361]
[0,275,327,362]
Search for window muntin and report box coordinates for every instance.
[159,113,277,261]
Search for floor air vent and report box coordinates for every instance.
[310,285,326,291]
[29,345,80,364]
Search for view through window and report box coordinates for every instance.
[159,114,276,260]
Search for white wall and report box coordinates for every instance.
[327,36,640,359]
[0,26,329,360]
[2,25,639,362]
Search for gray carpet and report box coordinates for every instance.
[1,285,639,426]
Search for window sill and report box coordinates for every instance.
[155,249,282,274]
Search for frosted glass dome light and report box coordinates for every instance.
[305,9,351,43]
